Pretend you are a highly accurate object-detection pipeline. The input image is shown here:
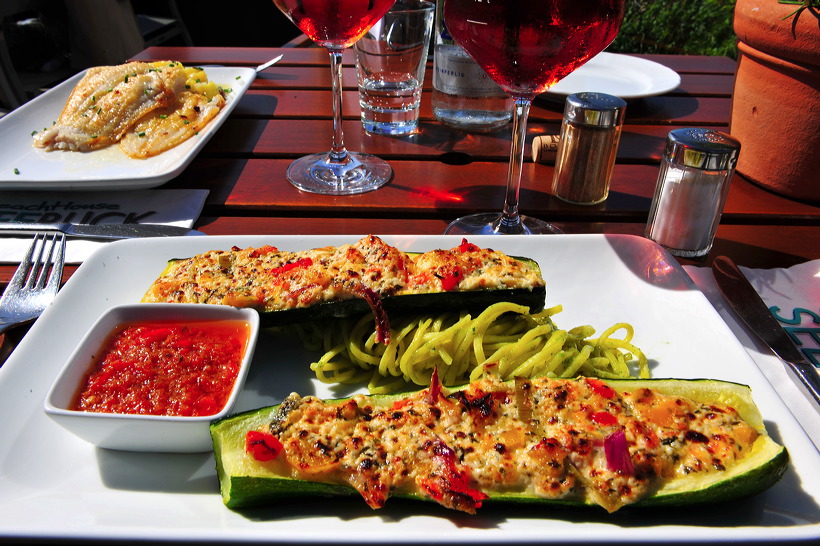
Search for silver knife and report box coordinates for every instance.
[712,255,820,406]
[256,54,284,73]
[0,222,194,240]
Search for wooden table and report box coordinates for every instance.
[136,47,818,264]
[1,45,819,287]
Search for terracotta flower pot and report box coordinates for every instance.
[730,0,820,203]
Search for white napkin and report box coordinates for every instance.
[0,189,209,264]
[684,260,820,449]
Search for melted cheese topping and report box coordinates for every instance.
[142,235,545,312]
[255,376,759,513]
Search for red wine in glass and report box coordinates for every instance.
[275,0,396,49]
[273,0,397,194]
[443,0,625,234]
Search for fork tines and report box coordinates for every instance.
[16,232,66,293]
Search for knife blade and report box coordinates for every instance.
[712,255,820,406]
[0,222,194,240]
[256,54,284,73]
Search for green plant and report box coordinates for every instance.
[609,0,739,58]
[778,0,820,20]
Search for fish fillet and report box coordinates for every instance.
[119,91,225,159]
[33,61,189,152]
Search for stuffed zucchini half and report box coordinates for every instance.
[142,235,546,342]
[211,374,788,514]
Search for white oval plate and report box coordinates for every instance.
[545,52,681,100]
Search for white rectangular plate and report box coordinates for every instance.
[0,234,818,543]
[0,66,255,190]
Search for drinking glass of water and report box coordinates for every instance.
[354,0,435,135]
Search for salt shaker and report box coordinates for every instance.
[645,128,741,258]
[551,92,626,205]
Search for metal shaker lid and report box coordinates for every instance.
[563,92,627,127]
[666,128,741,170]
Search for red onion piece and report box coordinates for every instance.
[426,367,442,405]
[338,282,391,345]
[604,429,634,476]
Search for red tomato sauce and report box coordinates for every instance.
[73,320,249,417]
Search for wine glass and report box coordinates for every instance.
[272,0,398,195]
[443,0,625,234]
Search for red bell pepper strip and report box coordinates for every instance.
[587,378,616,399]
[270,257,313,276]
[246,430,283,462]
[438,268,462,291]
[456,238,481,253]
[591,411,619,427]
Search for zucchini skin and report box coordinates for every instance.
[210,378,789,512]
[258,286,546,326]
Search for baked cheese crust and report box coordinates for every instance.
[249,375,759,513]
[142,235,545,313]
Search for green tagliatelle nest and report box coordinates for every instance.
[289,301,649,394]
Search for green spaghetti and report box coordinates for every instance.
[290,301,649,394]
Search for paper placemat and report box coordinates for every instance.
[0,189,208,264]
[685,260,820,450]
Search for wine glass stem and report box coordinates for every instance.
[496,97,532,233]
[328,49,348,162]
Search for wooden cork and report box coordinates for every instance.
[532,134,560,164]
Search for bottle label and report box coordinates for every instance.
[433,47,505,97]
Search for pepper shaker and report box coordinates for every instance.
[646,128,741,258]
[551,92,626,205]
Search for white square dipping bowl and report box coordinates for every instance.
[44,303,259,453]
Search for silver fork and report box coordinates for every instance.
[0,233,66,336]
